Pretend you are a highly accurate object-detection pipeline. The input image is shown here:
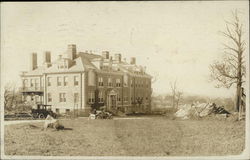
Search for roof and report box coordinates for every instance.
[21,66,45,76]
[22,51,151,78]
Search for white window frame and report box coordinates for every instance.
[74,92,79,103]
[23,79,28,88]
[47,77,52,86]
[48,93,52,102]
[64,76,68,86]
[123,75,128,87]
[88,92,95,104]
[59,93,66,102]
[30,79,34,87]
[117,93,121,102]
[74,76,79,86]
[98,77,103,86]
[57,77,62,86]
[98,92,104,103]
[116,78,121,87]
[108,78,112,87]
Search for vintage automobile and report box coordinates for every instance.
[96,110,113,119]
[31,104,57,119]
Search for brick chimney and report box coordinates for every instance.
[67,44,77,60]
[44,51,51,63]
[43,51,51,67]
[130,57,136,65]
[102,51,109,59]
[114,53,121,63]
[30,53,37,70]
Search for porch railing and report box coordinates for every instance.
[19,87,44,92]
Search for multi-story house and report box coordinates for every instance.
[20,44,152,114]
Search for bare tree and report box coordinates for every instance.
[210,10,246,112]
[4,83,16,111]
[170,79,182,109]
[176,91,183,109]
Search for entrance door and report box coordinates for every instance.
[108,95,116,111]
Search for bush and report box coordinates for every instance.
[5,104,32,114]
[151,107,177,116]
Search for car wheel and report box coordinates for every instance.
[39,114,45,119]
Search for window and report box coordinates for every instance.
[98,92,104,102]
[58,60,68,69]
[102,65,109,70]
[23,79,28,88]
[108,78,112,87]
[146,80,149,88]
[66,109,70,115]
[131,79,133,87]
[74,93,79,103]
[56,108,60,114]
[30,79,34,87]
[116,78,121,87]
[117,94,121,102]
[98,77,103,86]
[88,70,96,86]
[64,76,68,86]
[88,92,95,103]
[47,77,52,86]
[74,76,79,86]
[35,79,39,89]
[57,77,62,86]
[48,93,52,102]
[41,78,44,87]
[123,96,128,102]
[124,75,128,87]
[59,93,66,102]
[35,95,39,102]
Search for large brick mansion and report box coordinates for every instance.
[20,44,152,114]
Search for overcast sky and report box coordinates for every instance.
[1,2,249,98]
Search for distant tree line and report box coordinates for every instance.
[151,93,235,112]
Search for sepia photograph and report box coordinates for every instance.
[0,1,249,159]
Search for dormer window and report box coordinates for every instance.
[102,65,109,70]
[57,59,68,69]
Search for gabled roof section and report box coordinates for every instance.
[118,64,152,78]
[80,52,102,60]
[21,45,152,78]
[78,52,99,70]
[43,57,85,73]
[21,66,45,76]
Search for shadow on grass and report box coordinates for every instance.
[63,128,73,130]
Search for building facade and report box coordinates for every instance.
[20,44,152,114]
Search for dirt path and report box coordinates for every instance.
[4,117,149,126]
[4,120,46,125]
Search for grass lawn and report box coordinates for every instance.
[4,116,245,156]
